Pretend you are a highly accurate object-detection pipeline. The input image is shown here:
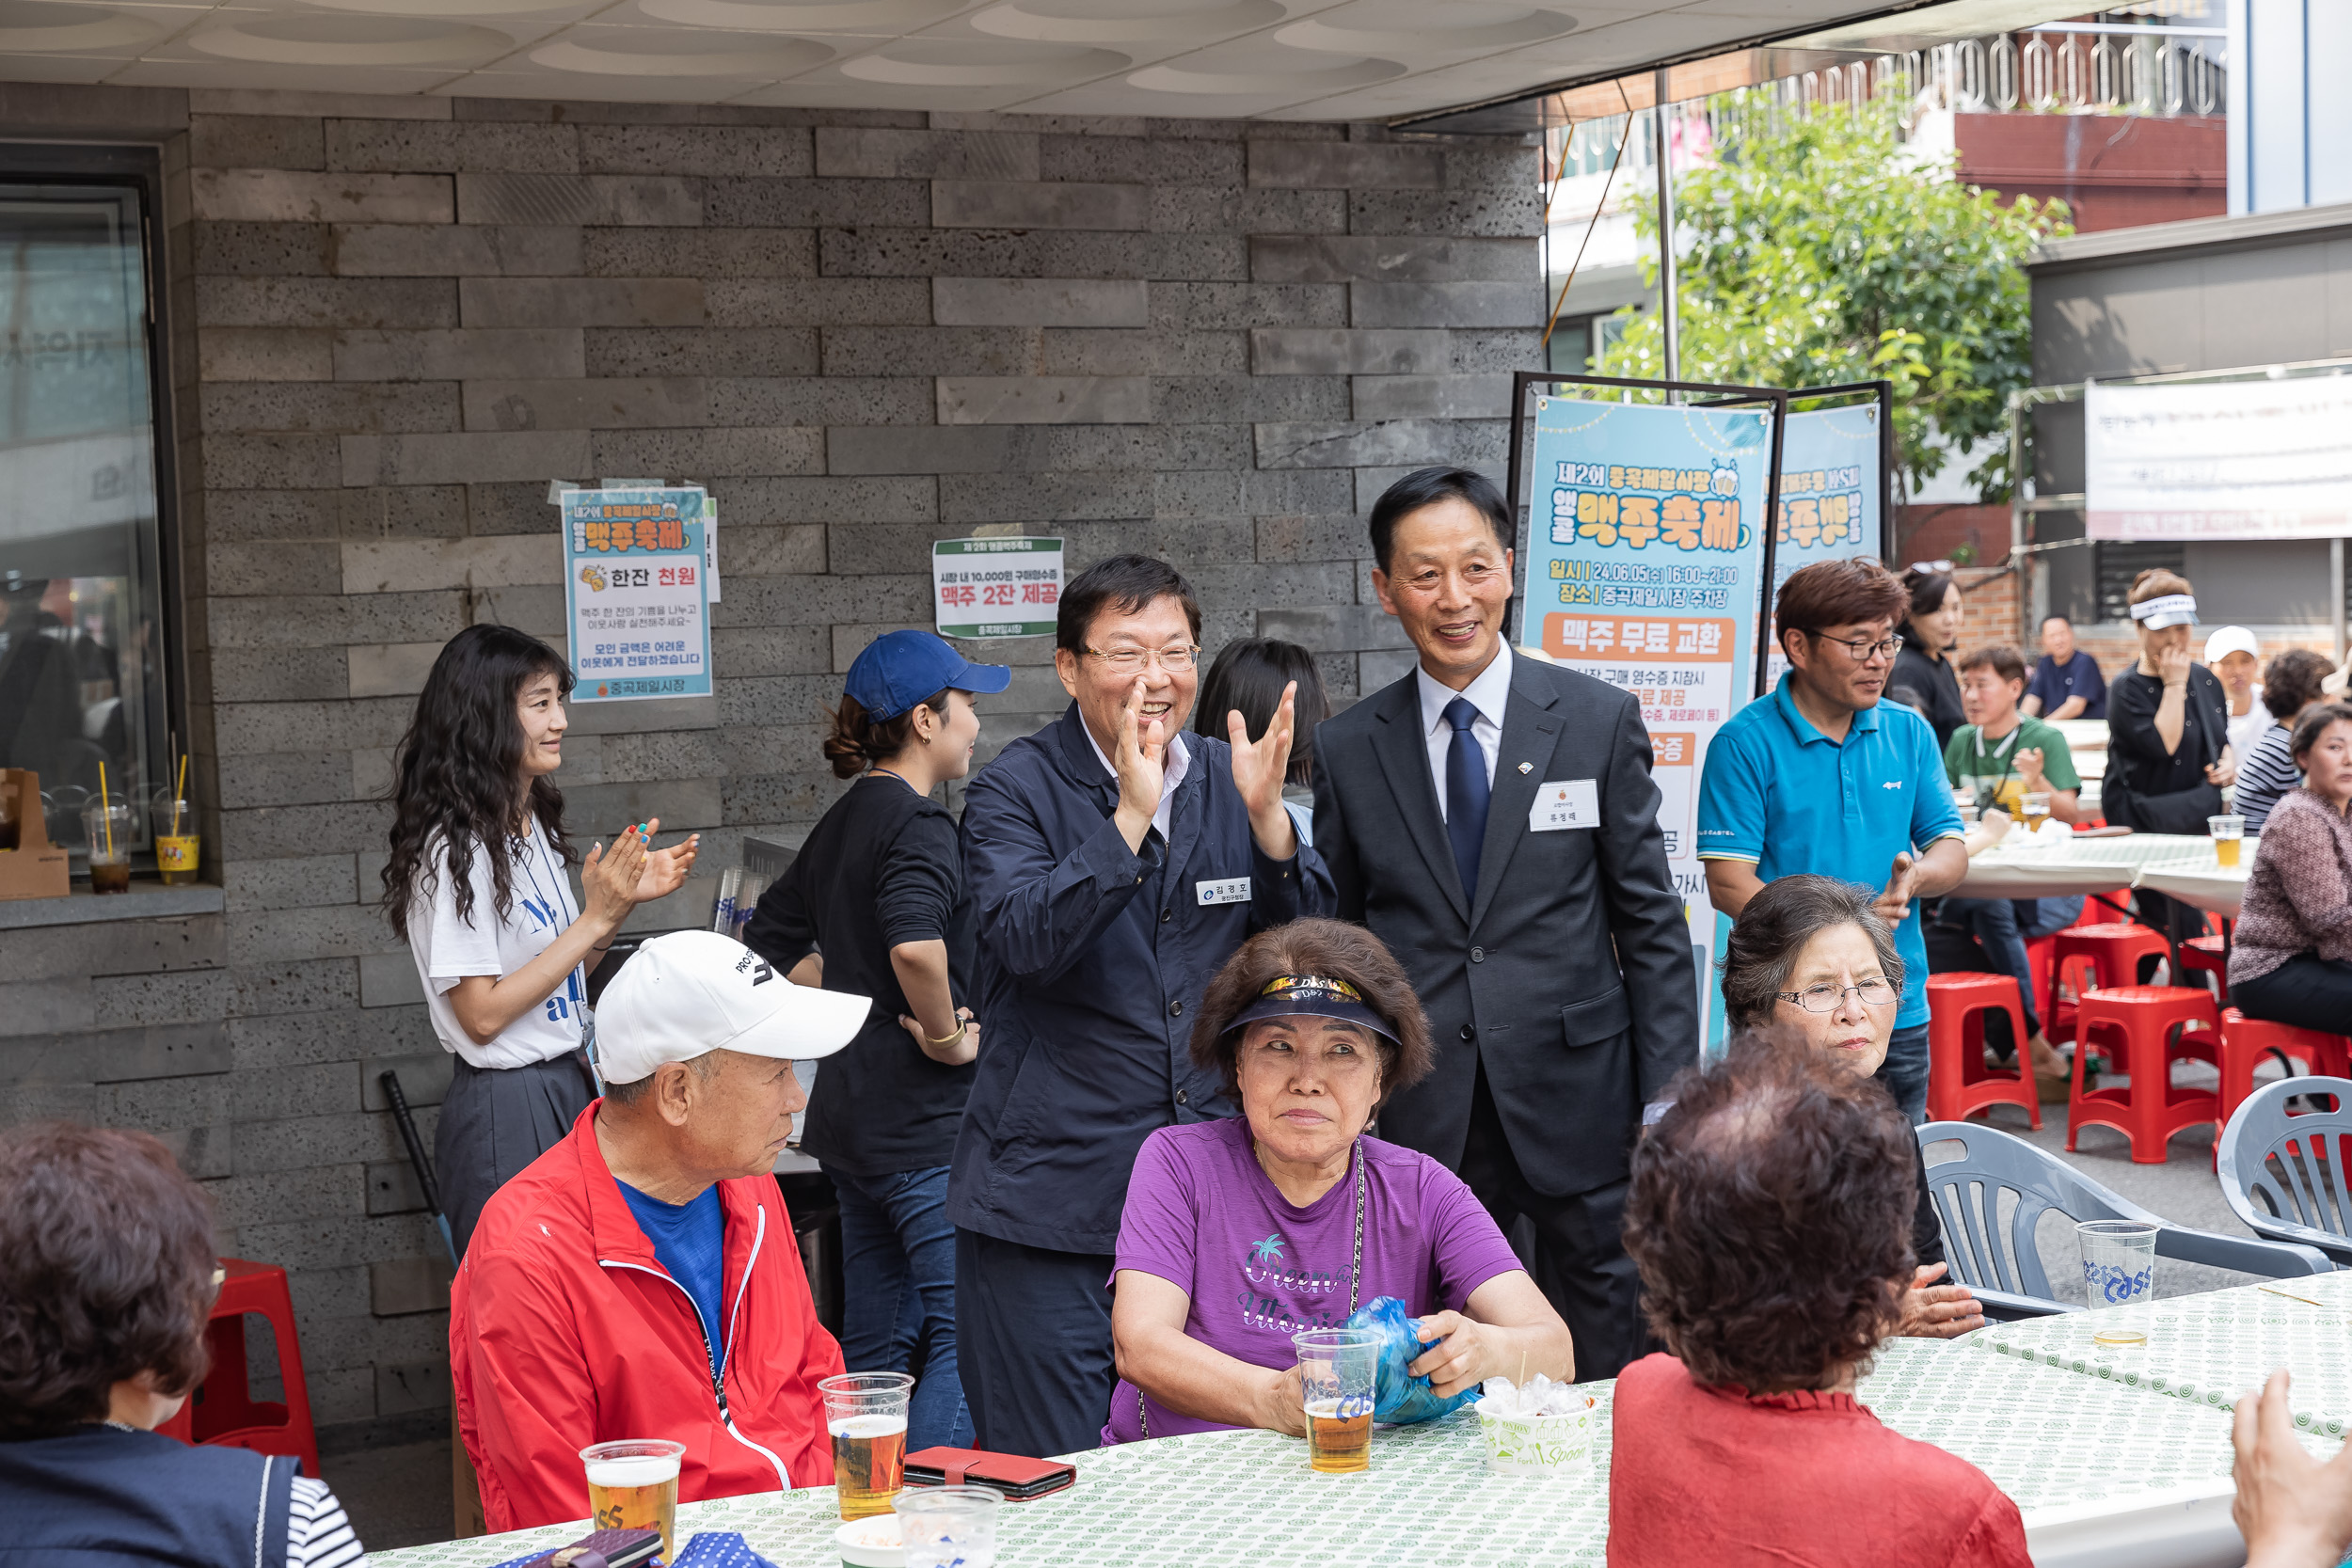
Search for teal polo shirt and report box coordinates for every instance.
[1696,674,1966,1030]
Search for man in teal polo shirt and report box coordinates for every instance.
[1697,558,1969,1121]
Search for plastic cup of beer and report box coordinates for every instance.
[1293,1327,1379,1474]
[2078,1220,2158,1308]
[2022,791,2051,832]
[821,1371,913,1521]
[892,1484,1001,1568]
[2210,814,2246,868]
[580,1439,685,1560]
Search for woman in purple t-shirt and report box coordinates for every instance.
[1104,918,1575,1445]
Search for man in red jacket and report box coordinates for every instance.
[452,930,869,1531]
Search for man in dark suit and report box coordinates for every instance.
[1312,467,1698,1381]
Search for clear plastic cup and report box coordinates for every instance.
[2210,814,2246,868]
[83,800,132,894]
[2078,1219,2157,1307]
[1293,1327,1380,1474]
[580,1438,685,1560]
[822,1370,913,1521]
[893,1483,1001,1568]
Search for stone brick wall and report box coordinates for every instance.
[0,84,1539,1440]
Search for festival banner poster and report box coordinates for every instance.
[1517,395,1774,1052]
[2086,376,2352,540]
[561,486,713,702]
[1762,403,1883,690]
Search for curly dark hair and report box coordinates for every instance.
[2264,650,2337,721]
[1191,918,1436,1103]
[380,625,575,941]
[0,1124,216,1437]
[1624,1034,1915,1393]
[819,688,950,781]
[1719,874,1904,1029]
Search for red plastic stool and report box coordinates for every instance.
[1925,974,2042,1129]
[2069,987,2222,1164]
[2049,924,2172,1046]
[155,1258,319,1478]
[2178,934,2230,1003]
[2219,1009,2352,1129]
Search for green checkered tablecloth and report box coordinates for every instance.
[368,1331,2289,1568]
[1968,1270,2352,1438]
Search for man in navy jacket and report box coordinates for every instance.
[952,555,1334,1458]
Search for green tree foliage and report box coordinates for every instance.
[1597,98,2071,501]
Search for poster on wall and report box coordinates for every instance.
[1761,401,1884,690]
[1516,392,1776,1051]
[933,536,1064,639]
[561,485,712,703]
[2086,376,2352,540]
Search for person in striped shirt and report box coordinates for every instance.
[0,1123,366,1568]
[2235,649,2336,834]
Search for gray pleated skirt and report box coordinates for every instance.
[435,1051,596,1259]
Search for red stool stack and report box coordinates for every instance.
[1925,973,2042,1129]
[2047,923,2172,1046]
[155,1258,319,1478]
[2069,987,2222,1163]
[2219,1008,2352,1128]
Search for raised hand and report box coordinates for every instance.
[1111,675,1167,847]
[1229,680,1299,856]
[582,824,648,931]
[2015,746,2046,792]
[1872,851,1918,927]
[629,817,699,902]
[2156,640,2193,688]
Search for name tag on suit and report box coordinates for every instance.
[1197,877,1252,906]
[1529,779,1600,832]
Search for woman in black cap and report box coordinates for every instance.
[744,628,1009,1454]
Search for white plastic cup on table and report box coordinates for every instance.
[822,1370,913,1521]
[2078,1219,2157,1308]
[580,1438,685,1560]
[1293,1327,1380,1474]
[891,1483,1002,1568]
[2209,814,2247,868]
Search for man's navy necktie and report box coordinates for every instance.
[1444,696,1489,898]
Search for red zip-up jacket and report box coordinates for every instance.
[450,1102,846,1532]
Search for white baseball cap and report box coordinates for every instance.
[2203,626,2261,665]
[594,930,868,1086]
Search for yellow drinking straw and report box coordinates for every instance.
[97,762,116,859]
[171,754,188,837]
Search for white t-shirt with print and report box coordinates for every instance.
[406,824,588,1070]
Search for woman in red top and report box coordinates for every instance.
[1610,1040,2031,1568]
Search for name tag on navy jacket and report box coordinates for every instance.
[1530,779,1599,832]
[1197,877,1252,906]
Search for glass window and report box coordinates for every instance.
[0,180,172,859]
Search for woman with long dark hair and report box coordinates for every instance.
[1887,565,1966,748]
[383,625,698,1255]
[743,629,1009,1452]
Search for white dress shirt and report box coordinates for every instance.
[1088,725,1190,841]
[1416,645,1511,822]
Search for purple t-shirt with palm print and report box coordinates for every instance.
[1102,1116,1523,1444]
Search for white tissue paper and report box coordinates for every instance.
[1477,1373,1589,1417]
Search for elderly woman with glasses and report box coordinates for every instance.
[1720,874,1984,1339]
[1104,917,1575,1444]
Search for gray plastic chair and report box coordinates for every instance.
[1918,1119,2334,1319]
[2217,1075,2352,1265]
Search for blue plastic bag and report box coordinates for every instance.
[1346,1295,1479,1425]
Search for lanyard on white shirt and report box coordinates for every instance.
[514,823,588,1040]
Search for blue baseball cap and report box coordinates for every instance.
[845,630,1011,719]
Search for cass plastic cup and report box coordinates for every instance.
[892,1484,1001,1568]
[2209,814,2246,868]
[822,1371,913,1520]
[2078,1220,2157,1307]
[580,1439,685,1560]
[1293,1327,1380,1474]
